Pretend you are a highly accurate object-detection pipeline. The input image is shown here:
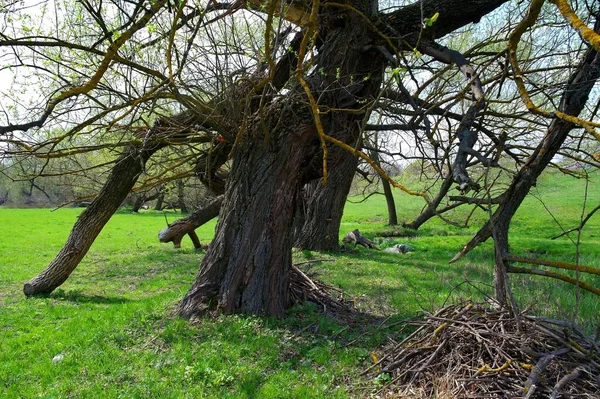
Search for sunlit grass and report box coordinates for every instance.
[0,169,598,398]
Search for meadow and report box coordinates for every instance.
[0,169,598,398]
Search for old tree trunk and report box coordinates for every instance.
[178,0,510,317]
[178,10,385,317]
[18,0,510,315]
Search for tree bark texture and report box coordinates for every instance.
[22,110,208,296]
[23,144,161,295]
[294,148,359,251]
[178,0,513,318]
[178,119,319,317]
[179,9,386,317]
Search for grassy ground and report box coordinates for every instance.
[1,169,598,398]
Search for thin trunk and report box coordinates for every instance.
[451,26,600,304]
[370,149,398,225]
[132,195,146,213]
[23,144,161,295]
[177,180,188,213]
[154,193,164,210]
[404,175,453,230]
[491,216,510,307]
[381,178,398,226]
[22,111,203,295]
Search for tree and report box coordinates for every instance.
[3,0,600,316]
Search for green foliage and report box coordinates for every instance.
[423,12,439,28]
[0,170,599,397]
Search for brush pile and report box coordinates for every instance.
[289,265,359,321]
[366,302,600,398]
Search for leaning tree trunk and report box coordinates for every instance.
[294,148,359,251]
[404,175,453,230]
[178,119,319,317]
[178,11,385,317]
[452,25,600,306]
[154,193,165,210]
[370,148,398,226]
[23,143,162,295]
[22,110,206,296]
[158,195,223,248]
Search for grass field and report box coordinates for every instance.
[1,169,599,398]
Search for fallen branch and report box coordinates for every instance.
[507,266,600,295]
[365,302,600,398]
[342,229,378,249]
[158,195,223,248]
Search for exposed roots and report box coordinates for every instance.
[366,302,600,398]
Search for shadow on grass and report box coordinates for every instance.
[46,289,133,304]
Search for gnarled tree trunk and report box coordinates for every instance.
[178,0,511,318]
[179,11,385,317]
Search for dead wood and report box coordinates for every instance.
[158,195,223,248]
[289,265,362,323]
[342,229,378,249]
[366,302,600,398]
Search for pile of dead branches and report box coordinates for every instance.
[366,302,599,398]
[289,265,360,322]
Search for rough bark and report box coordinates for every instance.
[158,195,223,248]
[22,110,207,296]
[178,0,513,318]
[178,118,321,317]
[179,9,385,317]
[294,149,359,251]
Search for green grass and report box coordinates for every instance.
[1,169,599,398]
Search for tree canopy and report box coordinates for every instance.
[1,0,599,316]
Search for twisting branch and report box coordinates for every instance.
[418,39,497,193]
[550,0,600,52]
[0,0,168,135]
[508,0,600,140]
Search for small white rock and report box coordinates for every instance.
[52,354,64,363]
